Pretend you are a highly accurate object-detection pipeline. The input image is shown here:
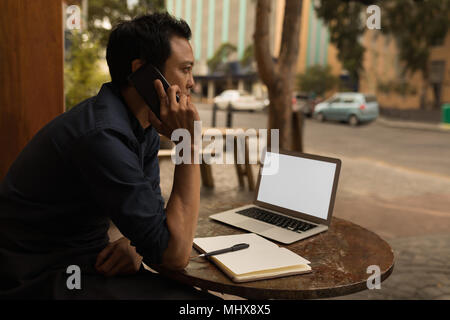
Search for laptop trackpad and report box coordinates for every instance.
[237,219,272,233]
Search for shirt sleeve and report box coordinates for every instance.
[143,128,162,191]
[68,129,170,264]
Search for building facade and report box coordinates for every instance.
[295,0,334,74]
[166,0,281,101]
[167,0,278,73]
[360,29,450,110]
[294,0,343,97]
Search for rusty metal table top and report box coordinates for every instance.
[151,203,395,300]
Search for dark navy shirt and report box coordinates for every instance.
[0,82,170,294]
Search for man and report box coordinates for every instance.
[0,13,216,299]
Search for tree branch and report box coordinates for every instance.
[278,0,303,73]
[254,0,276,87]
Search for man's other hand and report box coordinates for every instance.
[95,237,143,277]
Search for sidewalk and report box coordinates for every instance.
[377,116,450,133]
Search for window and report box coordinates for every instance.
[431,37,444,47]
[430,60,445,84]
[328,97,340,103]
[364,95,377,103]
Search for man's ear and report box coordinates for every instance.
[131,59,145,73]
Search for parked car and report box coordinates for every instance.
[313,93,379,126]
[293,92,316,117]
[213,90,269,111]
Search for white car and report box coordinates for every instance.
[213,90,269,111]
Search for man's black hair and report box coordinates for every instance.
[106,12,191,87]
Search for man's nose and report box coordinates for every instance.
[187,74,195,90]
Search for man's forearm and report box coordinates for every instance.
[162,152,200,269]
[170,162,200,237]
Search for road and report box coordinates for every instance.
[197,103,450,178]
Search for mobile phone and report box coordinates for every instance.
[127,64,179,120]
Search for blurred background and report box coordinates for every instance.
[0,0,449,299]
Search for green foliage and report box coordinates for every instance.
[314,0,366,83]
[131,0,166,15]
[64,31,111,110]
[207,43,237,72]
[377,80,417,96]
[240,44,254,67]
[380,0,450,78]
[64,0,165,110]
[88,0,165,48]
[297,65,337,97]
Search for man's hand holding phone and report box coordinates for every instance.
[148,79,200,143]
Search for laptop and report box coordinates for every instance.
[210,150,341,244]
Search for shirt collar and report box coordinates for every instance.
[95,82,150,143]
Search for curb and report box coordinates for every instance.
[377,117,450,133]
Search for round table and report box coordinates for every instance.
[151,206,395,299]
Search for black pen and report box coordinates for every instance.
[192,243,250,259]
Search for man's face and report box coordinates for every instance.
[162,36,195,96]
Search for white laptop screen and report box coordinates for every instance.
[257,152,337,220]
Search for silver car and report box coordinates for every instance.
[314,93,379,126]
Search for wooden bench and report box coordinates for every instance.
[158,128,261,190]
[201,128,261,191]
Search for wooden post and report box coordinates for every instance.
[212,103,218,127]
[200,163,214,188]
[0,0,64,178]
[291,110,304,152]
[234,137,246,187]
[226,103,233,127]
[244,137,255,191]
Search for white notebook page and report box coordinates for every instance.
[193,233,310,275]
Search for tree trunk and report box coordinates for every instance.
[431,83,442,110]
[420,80,428,110]
[226,72,233,89]
[420,69,429,110]
[268,82,292,150]
[292,110,304,151]
[254,0,303,152]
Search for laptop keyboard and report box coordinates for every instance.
[236,207,317,233]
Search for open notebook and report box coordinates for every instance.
[193,233,312,283]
